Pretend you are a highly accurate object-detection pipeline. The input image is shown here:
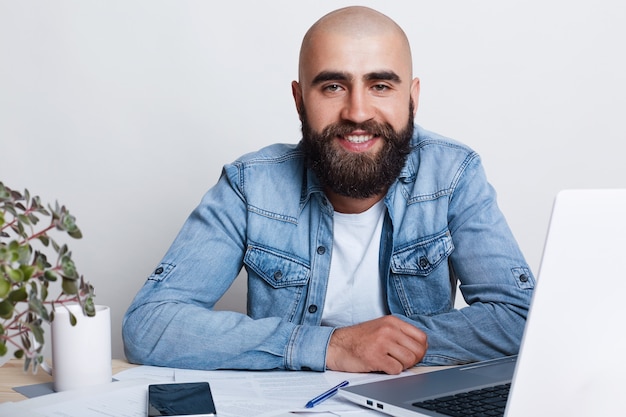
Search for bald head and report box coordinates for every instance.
[299,6,413,80]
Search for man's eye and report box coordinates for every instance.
[324,84,342,93]
[372,84,389,92]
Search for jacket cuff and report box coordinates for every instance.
[285,325,334,371]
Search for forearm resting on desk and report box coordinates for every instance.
[123,302,334,372]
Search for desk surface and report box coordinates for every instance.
[1,359,453,416]
[0,359,136,403]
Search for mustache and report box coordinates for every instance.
[318,119,396,141]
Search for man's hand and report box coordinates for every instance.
[326,315,428,375]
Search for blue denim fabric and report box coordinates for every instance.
[122,125,535,371]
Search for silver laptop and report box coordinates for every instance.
[340,189,626,417]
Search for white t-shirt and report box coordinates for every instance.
[321,200,388,327]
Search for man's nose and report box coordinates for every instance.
[340,89,375,123]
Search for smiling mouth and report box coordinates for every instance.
[343,134,376,144]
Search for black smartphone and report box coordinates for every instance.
[147,382,217,417]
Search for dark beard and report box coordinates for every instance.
[300,102,414,199]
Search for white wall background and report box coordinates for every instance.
[1,0,625,361]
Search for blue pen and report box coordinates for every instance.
[305,380,350,408]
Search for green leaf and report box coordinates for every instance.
[29,297,49,321]
[50,202,61,220]
[14,243,32,264]
[0,342,7,356]
[29,322,45,344]
[14,349,24,359]
[29,280,37,295]
[27,212,40,225]
[69,311,77,326]
[17,214,31,225]
[43,270,58,282]
[19,264,35,281]
[38,235,50,247]
[61,277,78,295]
[0,299,14,319]
[34,251,50,269]
[5,267,24,282]
[61,256,78,280]
[40,283,48,301]
[83,296,96,317]
[5,205,17,217]
[56,209,82,237]
[68,228,83,239]
[0,277,10,298]
[8,286,27,302]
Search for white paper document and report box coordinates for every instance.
[0,378,157,417]
[1,365,412,417]
[173,367,403,417]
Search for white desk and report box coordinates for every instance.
[1,358,446,417]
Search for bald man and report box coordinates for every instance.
[123,6,535,375]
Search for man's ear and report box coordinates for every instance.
[291,80,304,120]
[410,77,420,117]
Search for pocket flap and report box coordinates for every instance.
[391,230,454,276]
[244,245,310,288]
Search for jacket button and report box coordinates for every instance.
[308,305,318,313]
[519,274,529,283]
[419,256,430,268]
[274,270,283,280]
[154,267,164,275]
[316,246,326,255]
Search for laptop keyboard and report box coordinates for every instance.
[412,383,510,417]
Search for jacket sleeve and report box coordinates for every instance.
[407,154,535,366]
[122,166,333,371]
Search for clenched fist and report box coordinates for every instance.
[326,315,428,374]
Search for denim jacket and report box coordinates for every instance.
[122,125,535,371]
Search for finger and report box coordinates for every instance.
[385,341,424,370]
[395,319,428,345]
[378,354,406,375]
[385,326,428,368]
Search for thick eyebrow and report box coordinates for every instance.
[365,70,402,83]
[310,70,402,86]
[311,71,350,86]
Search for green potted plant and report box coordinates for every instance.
[0,181,95,372]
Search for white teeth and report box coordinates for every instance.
[344,135,373,143]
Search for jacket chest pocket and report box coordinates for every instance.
[244,245,310,321]
[391,229,454,276]
[389,229,455,316]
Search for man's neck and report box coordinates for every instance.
[325,189,386,214]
